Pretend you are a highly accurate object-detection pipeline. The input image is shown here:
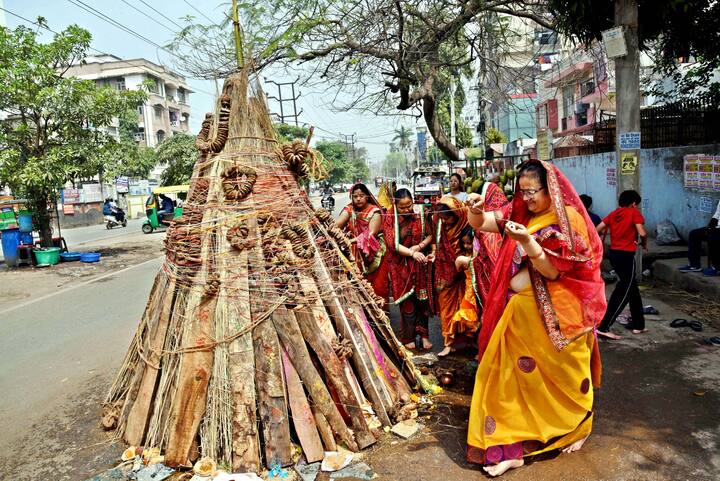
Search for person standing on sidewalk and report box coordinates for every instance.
[678,199,720,276]
[596,190,648,339]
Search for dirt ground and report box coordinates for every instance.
[0,231,165,312]
[1,280,719,480]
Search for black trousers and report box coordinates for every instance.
[688,227,720,268]
[599,249,645,332]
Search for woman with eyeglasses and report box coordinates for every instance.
[335,183,390,303]
[433,196,479,357]
[383,188,435,349]
[464,160,606,477]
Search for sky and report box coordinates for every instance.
[1,0,412,162]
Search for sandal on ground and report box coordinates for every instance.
[689,321,703,332]
[703,336,720,346]
[632,329,649,334]
[670,318,689,328]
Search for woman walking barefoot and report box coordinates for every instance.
[465,161,606,477]
[383,188,435,349]
[434,196,471,357]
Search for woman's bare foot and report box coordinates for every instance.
[597,330,622,340]
[422,338,433,350]
[562,436,588,453]
[632,329,649,334]
[437,345,456,357]
[483,459,524,477]
[404,341,417,349]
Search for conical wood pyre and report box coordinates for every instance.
[102,69,418,472]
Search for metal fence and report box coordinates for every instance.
[554,93,720,158]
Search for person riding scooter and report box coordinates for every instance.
[103,198,125,223]
[321,185,335,209]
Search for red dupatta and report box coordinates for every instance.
[434,196,469,291]
[477,160,606,357]
[472,182,509,305]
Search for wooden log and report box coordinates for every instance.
[294,308,376,449]
[311,406,336,452]
[281,351,324,463]
[165,295,217,466]
[124,275,177,445]
[307,239,392,426]
[296,273,366,405]
[227,249,262,472]
[249,227,292,467]
[272,306,359,452]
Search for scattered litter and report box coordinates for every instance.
[193,457,217,477]
[416,372,442,395]
[411,352,439,367]
[390,419,422,439]
[321,448,354,472]
[268,460,290,479]
[395,402,418,421]
[383,426,391,433]
[212,472,263,481]
[121,447,137,462]
[83,464,132,481]
[133,463,174,481]
[330,462,375,480]
[692,390,707,397]
[294,462,320,481]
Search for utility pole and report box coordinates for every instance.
[614,0,641,279]
[450,77,457,147]
[615,0,640,194]
[265,78,303,126]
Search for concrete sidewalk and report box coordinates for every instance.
[654,256,720,299]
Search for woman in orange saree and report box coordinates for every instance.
[335,183,389,302]
[434,196,478,357]
[465,161,606,477]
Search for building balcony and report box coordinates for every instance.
[544,62,593,88]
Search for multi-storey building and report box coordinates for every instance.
[64,54,193,148]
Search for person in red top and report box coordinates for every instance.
[595,190,648,339]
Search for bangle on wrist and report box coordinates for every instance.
[527,250,544,260]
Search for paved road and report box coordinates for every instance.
[0,255,162,449]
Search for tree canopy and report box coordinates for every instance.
[315,140,369,185]
[548,0,720,96]
[0,22,146,244]
[155,133,198,186]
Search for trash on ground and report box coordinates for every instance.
[643,305,660,315]
[294,462,320,481]
[321,447,354,472]
[83,464,132,481]
[390,419,422,439]
[411,352,439,367]
[395,402,418,421]
[330,462,375,480]
[692,390,707,397]
[133,463,174,481]
[212,472,264,481]
[193,457,218,477]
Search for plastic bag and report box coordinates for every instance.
[655,220,682,245]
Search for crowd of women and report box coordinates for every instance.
[335,160,608,477]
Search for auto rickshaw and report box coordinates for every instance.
[141,185,189,234]
[412,168,447,206]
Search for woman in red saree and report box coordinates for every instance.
[383,188,435,349]
[472,181,510,306]
[434,196,479,357]
[465,161,606,477]
[335,183,390,302]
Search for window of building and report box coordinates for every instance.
[137,105,144,115]
[156,130,166,144]
[115,78,126,91]
[146,76,159,94]
[154,105,164,119]
[178,89,186,103]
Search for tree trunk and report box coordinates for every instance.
[422,94,460,163]
[31,195,54,247]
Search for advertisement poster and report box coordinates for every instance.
[82,183,103,203]
[606,167,617,186]
[537,128,553,161]
[715,156,720,191]
[619,132,641,150]
[698,155,714,190]
[620,152,637,175]
[684,154,700,189]
[63,188,81,204]
[699,196,714,214]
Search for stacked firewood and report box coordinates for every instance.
[103,69,417,472]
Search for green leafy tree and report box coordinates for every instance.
[155,133,198,186]
[0,23,146,245]
[548,0,720,97]
[393,126,413,152]
[315,140,350,185]
[485,127,508,145]
[382,152,407,179]
[274,123,310,143]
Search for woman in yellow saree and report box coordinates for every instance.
[465,161,606,477]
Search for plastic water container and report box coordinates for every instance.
[19,232,33,245]
[1,228,21,267]
[34,247,61,265]
[17,213,33,233]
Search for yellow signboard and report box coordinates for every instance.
[620,152,638,175]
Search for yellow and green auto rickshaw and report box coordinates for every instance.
[141,185,189,234]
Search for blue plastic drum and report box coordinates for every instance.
[1,228,21,267]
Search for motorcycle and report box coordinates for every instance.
[104,208,128,229]
[321,193,335,213]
